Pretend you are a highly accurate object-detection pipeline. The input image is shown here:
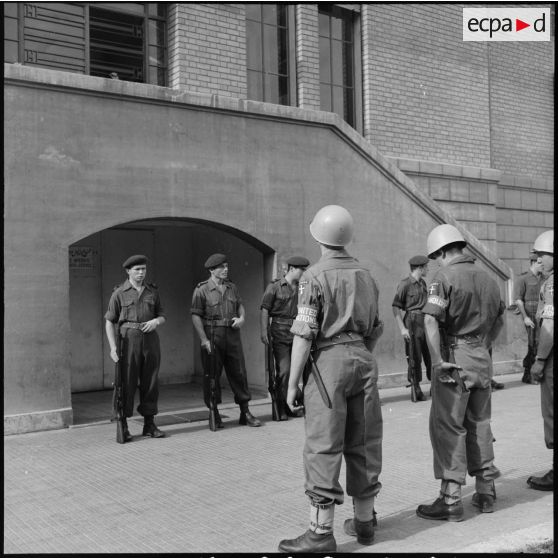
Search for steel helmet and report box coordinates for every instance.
[309,205,354,247]
[533,230,553,254]
[426,224,466,258]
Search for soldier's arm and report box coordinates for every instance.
[260,307,270,344]
[105,320,119,363]
[392,307,409,339]
[424,314,442,365]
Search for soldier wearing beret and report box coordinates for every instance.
[191,253,262,428]
[391,254,432,402]
[260,256,310,420]
[104,255,166,442]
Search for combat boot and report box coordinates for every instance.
[472,479,496,513]
[415,383,426,401]
[278,504,336,553]
[527,469,554,491]
[416,481,464,521]
[239,408,262,427]
[142,415,166,438]
[343,496,376,545]
[122,418,133,443]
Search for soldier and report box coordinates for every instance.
[526,230,553,491]
[416,224,504,521]
[278,206,384,552]
[260,255,310,420]
[191,253,262,428]
[392,254,432,402]
[514,251,544,384]
[104,254,166,441]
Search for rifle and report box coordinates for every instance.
[405,331,418,403]
[112,328,126,444]
[266,327,281,421]
[208,322,218,432]
[308,351,332,409]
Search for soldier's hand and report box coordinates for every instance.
[141,319,158,333]
[530,359,545,384]
[110,349,119,363]
[287,386,304,414]
[261,333,269,345]
[231,316,244,329]
[401,327,410,341]
[433,362,463,384]
[201,340,212,353]
[524,317,535,329]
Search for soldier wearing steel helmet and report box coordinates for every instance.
[526,230,554,492]
[278,206,384,553]
[416,224,505,522]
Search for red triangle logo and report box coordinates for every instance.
[516,19,530,31]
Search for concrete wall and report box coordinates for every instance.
[4,64,516,433]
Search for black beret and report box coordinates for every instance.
[287,256,310,268]
[409,255,429,267]
[204,253,227,269]
[122,254,148,269]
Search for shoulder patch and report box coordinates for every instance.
[113,283,122,292]
[298,279,308,296]
[147,282,158,289]
[196,280,208,288]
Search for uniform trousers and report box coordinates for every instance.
[404,312,432,382]
[303,342,383,506]
[522,303,539,372]
[120,328,161,417]
[201,325,251,408]
[429,341,500,484]
[539,348,554,449]
[270,321,294,403]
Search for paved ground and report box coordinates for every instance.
[4,372,553,554]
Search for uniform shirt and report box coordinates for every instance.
[291,248,379,344]
[391,274,428,312]
[105,280,165,324]
[536,272,554,356]
[514,269,544,309]
[422,255,504,337]
[260,278,298,318]
[191,277,243,320]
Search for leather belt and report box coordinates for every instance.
[121,322,146,330]
[315,331,364,350]
[407,309,424,314]
[447,333,483,345]
[271,317,294,326]
[203,319,234,327]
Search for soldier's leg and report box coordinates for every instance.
[201,326,224,408]
[464,386,500,511]
[137,331,161,417]
[417,376,468,521]
[223,329,261,426]
[527,350,554,490]
[343,346,382,545]
[122,329,141,418]
[273,340,291,404]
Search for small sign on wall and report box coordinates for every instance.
[69,246,96,270]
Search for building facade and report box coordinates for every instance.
[4,2,554,433]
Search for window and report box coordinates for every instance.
[4,3,167,86]
[246,4,295,105]
[318,4,361,129]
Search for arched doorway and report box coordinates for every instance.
[69,217,274,423]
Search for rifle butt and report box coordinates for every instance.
[116,418,126,444]
[208,408,218,432]
[270,396,280,421]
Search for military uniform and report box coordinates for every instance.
[514,269,544,377]
[422,254,504,487]
[105,279,165,418]
[291,249,383,506]
[535,271,553,451]
[392,272,432,385]
[191,276,252,409]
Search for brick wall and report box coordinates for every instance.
[363,3,491,167]
[488,39,554,179]
[168,3,247,97]
[295,4,320,110]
